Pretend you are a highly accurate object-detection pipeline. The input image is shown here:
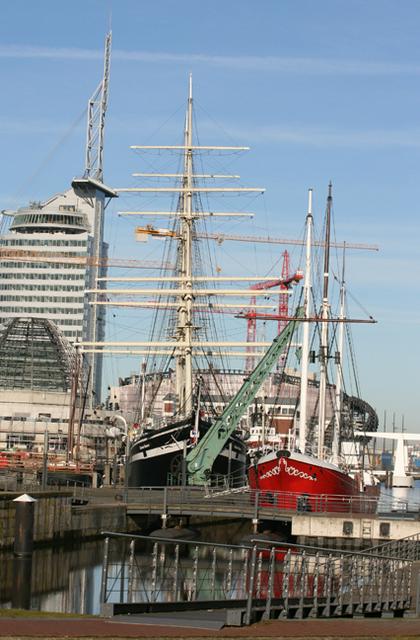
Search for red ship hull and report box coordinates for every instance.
[248,450,377,514]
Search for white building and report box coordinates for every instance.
[0,187,107,399]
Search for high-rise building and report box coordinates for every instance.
[0,187,108,400]
[0,31,114,404]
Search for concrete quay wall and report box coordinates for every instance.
[293,513,420,549]
[0,491,134,549]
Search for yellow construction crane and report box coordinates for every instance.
[133,226,378,251]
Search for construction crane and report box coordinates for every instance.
[135,225,177,241]
[134,224,379,251]
[196,231,378,251]
[0,249,174,270]
[278,250,291,336]
[133,225,378,252]
[186,307,304,485]
[240,260,303,371]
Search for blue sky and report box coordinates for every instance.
[0,1,419,431]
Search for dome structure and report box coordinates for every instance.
[0,318,76,392]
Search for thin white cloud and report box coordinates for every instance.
[225,123,420,148]
[0,44,420,76]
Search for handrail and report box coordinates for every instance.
[71,484,420,517]
[99,531,413,622]
[101,530,407,561]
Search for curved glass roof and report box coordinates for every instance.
[0,318,76,392]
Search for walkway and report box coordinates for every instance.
[0,614,419,638]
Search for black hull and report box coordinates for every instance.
[128,417,246,487]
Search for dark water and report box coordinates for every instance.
[0,539,105,614]
[1,482,419,615]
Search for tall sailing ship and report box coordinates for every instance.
[85,75,378,499]
[248,187,379,512]
[94,76,273,487]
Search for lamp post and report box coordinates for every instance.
[113,415,129,497]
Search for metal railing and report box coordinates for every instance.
[72,484,420,519]
[367,531,420,561]
[97,486,406,514]
[100,531,413,624]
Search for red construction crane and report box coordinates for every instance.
[278,250,291,336]
[239,257,303,371]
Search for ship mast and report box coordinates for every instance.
[317,182,332,460]
[176,74,195,416]
[83,79,266,395]
[298,188,313,454]
[332,246,346,464]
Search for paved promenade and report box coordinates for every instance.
[0,615,419,639]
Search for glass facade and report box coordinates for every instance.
[10,211,89,233]
[0,203,90,342]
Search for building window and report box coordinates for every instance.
[6,433,35,451]
[48,435,68,452]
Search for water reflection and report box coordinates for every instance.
[0,539,104,615]
[380,479,420,511]
[11,557,32,610]
[0,482,418,615]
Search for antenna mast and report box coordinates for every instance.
[85,31,112,180]
[73,31,117,406]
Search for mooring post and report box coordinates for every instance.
[13,494,36,556]
[12,494,36,610]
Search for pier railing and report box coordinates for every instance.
[74,484,420,519]
[99,531,413,624]
[108,486,394,517]
[367,531,420,561]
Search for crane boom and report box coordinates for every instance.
[197,232,378,251]
[132,226,378,251]
[0,249,174,270]
[186,306,304,485]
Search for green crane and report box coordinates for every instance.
[186,306,304,485]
